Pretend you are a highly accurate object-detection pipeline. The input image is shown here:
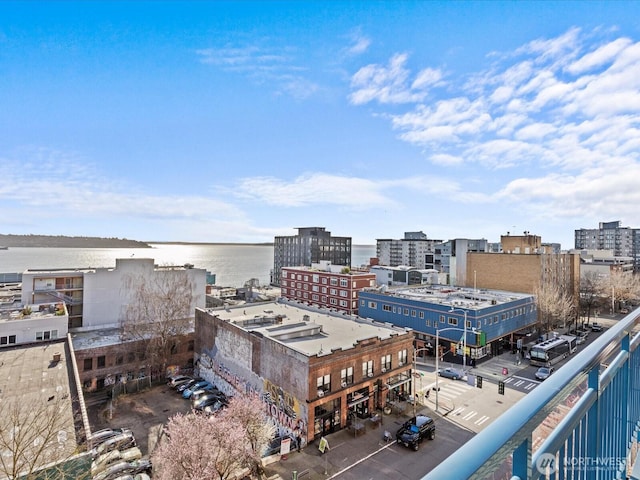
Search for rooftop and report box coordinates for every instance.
[205,299,410,357]
[0,302,67,324]
[0,340,78,470]
[363,285,533,310]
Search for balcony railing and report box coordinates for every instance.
[424,311,640,480]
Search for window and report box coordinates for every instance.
[35,330,56,341]
[425,319,431,327]
[0,335,16,345]
[362,360,373,378]
[381,354,391,371]
[312,274,319,283]
[411,310,416,317]
[439,315,445,323]
[84,358,93,371]
[330,288,337,295]
[398,349,408,366]
[448,317,458,326]
[419,311,424,319]
[339,300,348,307]
[317,374,331,393]
[383,305,392,312]
[403,308,409,315]
[339,279,348,287]
[97,355,106,368]
[330,278,338,286]
[368,301,377,309]
[340,367,354,386]
[339,290,347,297]
[466,320,472,329]
[116,355,124,365]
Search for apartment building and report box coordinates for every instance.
[271,227,352,286]
[376,231,441,268]
[280,261,375,315]
[575,221,640,271]
[194,301,414,445]
[426,238,489,286]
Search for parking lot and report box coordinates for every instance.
[88,383,193,457]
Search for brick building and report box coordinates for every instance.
[194,300,414,445]
[280,261,376,315]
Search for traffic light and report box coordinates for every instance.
[498,380,505,395]
[476,375,483,389]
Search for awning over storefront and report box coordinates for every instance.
[387,378,411,390]
[347,395,370,408]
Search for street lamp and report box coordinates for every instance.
[449,307,468,372]
[412,346,432,417]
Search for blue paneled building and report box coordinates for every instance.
[358,285,537,362]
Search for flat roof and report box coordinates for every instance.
[204,300,410,357]
[363,285,533,310]
[0,341,78,469]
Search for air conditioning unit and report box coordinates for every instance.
[381,368,387,373]
[341,381,347,388]
[367,372,373,378]
[317,390,324,397]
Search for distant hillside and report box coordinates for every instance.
[0,234,151,248]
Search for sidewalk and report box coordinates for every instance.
[263,351,527,480]
[262,405,425,480]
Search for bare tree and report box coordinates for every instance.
[535,281,575,333]
[579,272,606,326]
[0,394,88,480]
[120,269,195,377]
[607,270,640,313]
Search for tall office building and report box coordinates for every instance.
[271,227,352,286]
[575,221,639,271]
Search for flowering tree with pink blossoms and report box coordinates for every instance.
[152,394,275,480]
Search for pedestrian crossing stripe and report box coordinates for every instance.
[513,380,525,387]
[504,377,514,384]
[524,383,537,390]
[475,415,490,425]
[463,411,477,421]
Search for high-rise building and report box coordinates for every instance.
[271,227,352,286]
[376,231,441,268]
[575,221,639,271]
[427,238,489,286]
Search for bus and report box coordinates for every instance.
[529,335,577,367]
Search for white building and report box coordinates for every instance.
[21,258,207,331]
[0,302,68,348]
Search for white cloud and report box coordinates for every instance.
[345,31,371,56]
[566,37,632,74]
[349,53,443,105]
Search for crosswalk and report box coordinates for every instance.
[503,375,539,391]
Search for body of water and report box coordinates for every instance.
[0,244,376,288]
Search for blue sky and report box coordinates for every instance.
[2,1,640,247]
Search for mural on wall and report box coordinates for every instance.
[262,378,306,434]
[197,352,307,435]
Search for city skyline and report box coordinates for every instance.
[2,2,640,247]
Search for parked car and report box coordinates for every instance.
[201,400,228,415]
[167,375,192,388]
[92,459,151,480]
[620,308,630,314]
[438,367,465,380]
[93,432,137,458]
[591,323,604,332]
[191,386,220,402]
[182,381,214,399]
[535,366,554,381]
[88,428,132,449]
[395,415,436,451]
[176,377,204,393]
[193,393,227,410]
[91,446,142,477]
